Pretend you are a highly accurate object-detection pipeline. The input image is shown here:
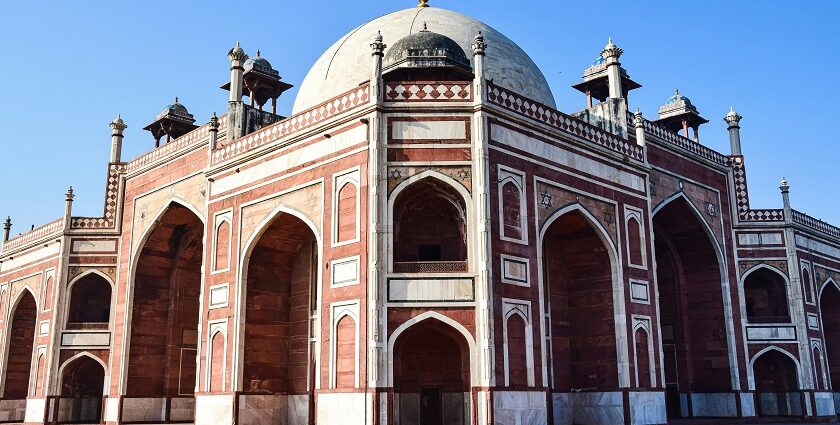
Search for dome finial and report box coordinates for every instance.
[256,49,261,57]
[421,22,429,32]
[174,96,179,104]
[418,0,429,7]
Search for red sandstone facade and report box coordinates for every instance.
[0,5,838,425]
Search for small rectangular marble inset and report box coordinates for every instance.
[745,325,797,342]
[501,255,529,287]
[630,280,650,304]
[331,256,360,287]
[388,278,474,302]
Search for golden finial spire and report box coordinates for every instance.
[418,0,429,7]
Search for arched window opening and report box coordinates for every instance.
[635,328,652,388]
[43,277,54,310]
[627,218,644,266]
[653,198,729,418]
[744,268,790,323]
[505,313,528,387]
[802,268,813,304]
[393,178,467,273]
[813,346,824,390]
[125,203,203,423]
[754,350,800,417]
[820,284,840,389]
[336,182,358,243]
[243,211,318,422]
[33,353,46,396]
[209,332,225,392]
[5,291,37,399]
[214,220,231,271]
[501,181,522,240]
[543,210,617,392]
[58,355,105,423]
[67,274,112,329]
[335,315,356,389]
[393,319,471,425]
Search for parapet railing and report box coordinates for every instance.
[211,82,370,165]
[631,112,729,166]
[126,114,229,174]
[487,82,645,162]
[792,209,840,240]
[2,218,64,252]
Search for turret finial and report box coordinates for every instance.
[418,0,429,7]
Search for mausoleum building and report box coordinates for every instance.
[1,2,839,424]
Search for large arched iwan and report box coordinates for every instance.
[653,197,729,418]
[542,209,617,391]
[126,203,203,398]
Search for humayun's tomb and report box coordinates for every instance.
[0,2,838,424]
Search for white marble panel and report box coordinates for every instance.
[0,399,25,422]
[629,391,666,425]
[71,239,117,253]
[738,233,761,246]
[491,124,645,192]
[796,235,840,258]
[392,120,467,141]
[758,392,802,416]
[494,391,546,425]
[23,398,45,423]
[762,233,783,244]
[169,397,195,422]
[121,397,165,422]
[288,395,310,425]
[630,280,649,303]
[317,393,365,425]
[332,257,359,287]
[2,243,60,270]
[572,392,624,425]
[501,256,529,286]
[61,331,110,347]
[195,395,233,425]
[388,278,473,302]
[808,313,820,330]
[745,325,797,341]
[211,125,366,195]
[104,397,120,422]
[740,392,756,417]
[209,284,229,308]
[690,393,737,417]
[239,394,286,425]
[834,392,840,416]
[814,391,835,416]
[552,393,572,425]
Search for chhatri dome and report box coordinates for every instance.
[292,5,556,112]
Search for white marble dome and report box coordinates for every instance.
[292,6,556,113]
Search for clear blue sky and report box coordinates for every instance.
[0,1,837,234]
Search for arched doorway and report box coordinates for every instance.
[392,177,468,273]
[542,209,618,393]
[743,268,790,323]
[393,318,471,425]
[58,355,105,422]
[753,349,801,417]
[820,282,840,391]
[67,273,112,329]
[126,203,203,418]
[242,211,318,421]
[653,197,730,418]
[4,290,37,399]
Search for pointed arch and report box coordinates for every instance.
[537,202,630,389]
[3,288,38,399]
[653,191,739,406]
[58,351,109,389]
[740,264,791,323]
[234,203,323,391]
[653,191,724,265]
[389,171,472,272]
[124,200,204,398]
[387,311,477,387]
[748,346,802,390]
